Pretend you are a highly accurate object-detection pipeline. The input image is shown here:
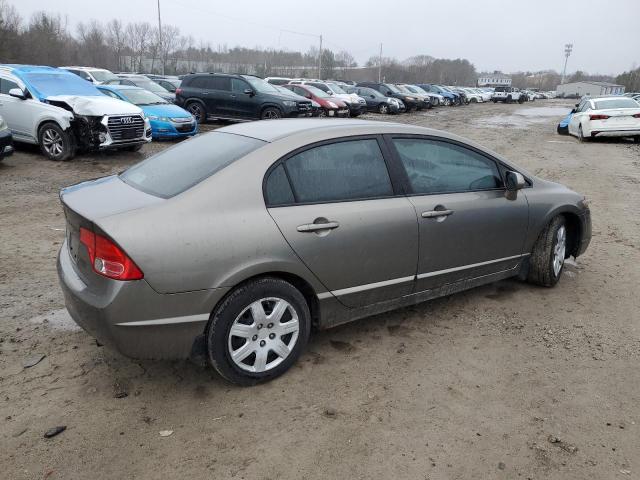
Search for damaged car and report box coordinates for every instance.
[0,65,151,161]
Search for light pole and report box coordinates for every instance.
[157,0,164,75]
[561,43,573,84]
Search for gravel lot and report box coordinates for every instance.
[1,100,639,480]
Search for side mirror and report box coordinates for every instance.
[575,103,579,107]
[506,171,525,191]
[244,88,255,96]
[370,94,375,99]
[8,88,26,100]
[570,108,576,114]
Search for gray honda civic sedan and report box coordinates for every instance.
[57,119,591,385]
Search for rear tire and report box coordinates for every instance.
[187,102,206,124]
[634,136,640,143]
[38,122,75,161]
[578,124,589,142]
[261,107,282,120]
[378,103,390,114]
[206,277,311,386]
[527,216,567,287]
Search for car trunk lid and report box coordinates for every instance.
[60,175,163,283]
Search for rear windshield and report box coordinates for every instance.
[593,98,639,110]
[120,132,266,198]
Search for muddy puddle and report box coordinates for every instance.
[476,105,573,129]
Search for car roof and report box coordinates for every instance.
[62,66,109,71]
[217,118,446,143]
[98,84,144,92]
[0,64,60,73]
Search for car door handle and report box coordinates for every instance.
[422,209,454,218]
[297,221,340,232]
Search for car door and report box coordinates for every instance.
[568,100,588,135]
[230,78,258,119]
[387,136,529,292]
[0,76,40,141]
[204,76,231,117]
[265,136,419,308]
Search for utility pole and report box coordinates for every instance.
[378,43,383,82]
[157,0,164,75]
[561,43,573,84]
[318,35,323,79]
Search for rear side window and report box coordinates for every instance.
[120,132,265,198]
[392,138,502,194]
[265,164,295,206]
[283,139,393,204]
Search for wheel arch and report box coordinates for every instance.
[259,103,284,116]
[210,268,323,330]
[528,207,584,258]
[36,116,72,140]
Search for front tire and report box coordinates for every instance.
[527,216,567,287]
[206,277,311,386]
[38,122,75,161]
[378,103,390,114]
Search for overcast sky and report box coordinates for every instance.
[12,0,640,75]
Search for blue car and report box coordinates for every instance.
[416,84,458,106]
[557,110,574,135]
[98,85,197,139]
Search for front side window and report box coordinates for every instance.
[283,139,393,204]
[0,78,19,95]
[231,78,249,93]
[392,138,502,195]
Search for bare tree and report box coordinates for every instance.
[106,19,127,71]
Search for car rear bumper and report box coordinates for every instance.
[348,103,367,114]
[591,129,640,137]
[57,241,230,359]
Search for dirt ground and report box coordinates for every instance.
[1,100,639,480]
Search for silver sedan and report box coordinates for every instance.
[57,119,591,385]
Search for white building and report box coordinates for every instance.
[477,74,512,87]
[556,81,625,97]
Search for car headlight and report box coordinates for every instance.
[283,100,297,107]
[146,115,158,121]
[311,101,321,108]
[327,101,338,108]
[406,97,416,101]
[0,118,6,131]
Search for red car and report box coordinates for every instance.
[283,84,349,117]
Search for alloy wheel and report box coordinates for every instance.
[553,226,566,276]
[42,128,64,158]
[227,297,300,373]
[379,104,389,114]
[263,109,281,120]
[188,103,203,122]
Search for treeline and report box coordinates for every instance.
[616,67,640,92]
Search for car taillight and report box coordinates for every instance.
[589,114,610,120]
[633,113,640,118]
[79,227,143,280]
[175,87,182,96]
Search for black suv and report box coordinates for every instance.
[356,82,420,111]
[176,74,313,122]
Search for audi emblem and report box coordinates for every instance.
[120,117,133,125]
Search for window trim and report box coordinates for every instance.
[383,134,531,197]
[263,135,403,208]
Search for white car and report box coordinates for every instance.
[471,88,492,102]
[61,66,119,85]
[568,96,640,142]
[461,87,483,103]
[492,87,524,103]
[0,65,151,161]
